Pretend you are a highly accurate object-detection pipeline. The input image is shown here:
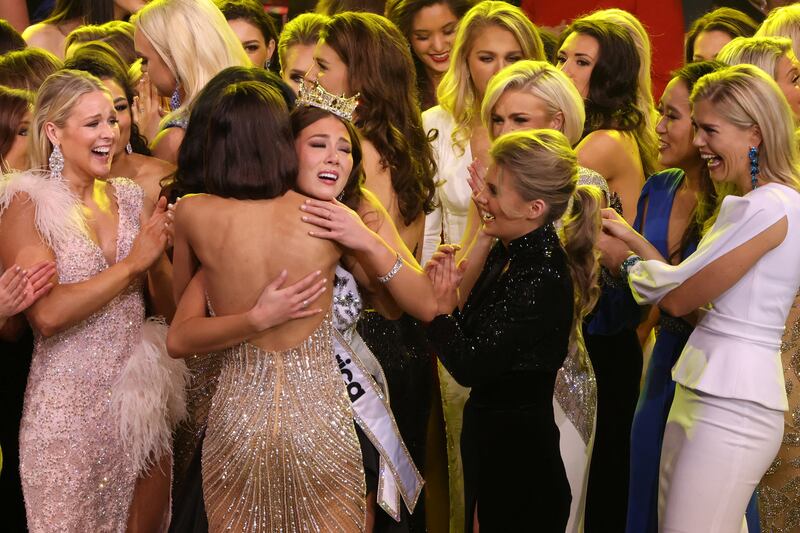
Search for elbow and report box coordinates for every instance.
[29,309,65,338]
[417,301,440,323]
[658,295,691,318]
[166,330,191,359]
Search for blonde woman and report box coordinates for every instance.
[425,129,602,532]
[468,59,608,533]
[132,0,249,163]
[0,70,183,532]
[757,4,800,58]
[600,64,800,533]
[718,36,800,119]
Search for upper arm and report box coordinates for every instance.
[361,141,393,212]
[150,127,185,166]
[172,197,200,301]
[0,195,56,272]
[660,216,787,316]
[576,131,618,182]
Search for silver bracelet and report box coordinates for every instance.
[619,254,642,282]
[378,254,403,284]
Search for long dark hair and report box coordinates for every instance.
[0,19,26,55]
[203,81,297,199]
[63,42,149,155]
[217,0,280,71]
[168,66,296,201]
[322,12,437,225]
[385,0,475,110]
[684,7,758,64]
[670,60,725,259]
[291,106,365,211]
[168,67,294,202]
[44,0,116,25]
[0,87,33,172]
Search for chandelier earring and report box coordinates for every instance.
[748,146,759,190]
[49,144,64,181]
[170,83,182,111]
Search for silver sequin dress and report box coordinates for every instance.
[201,299,366,532]
[16,177,144,532]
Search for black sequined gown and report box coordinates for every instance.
[426,224,573,532]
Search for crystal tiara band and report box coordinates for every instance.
[296,80,359,122]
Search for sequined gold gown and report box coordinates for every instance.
[15,178,143,532]
[759,292,800,532]
[202,314,366,532]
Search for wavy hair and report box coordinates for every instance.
[65,21,137,66]
[584,8,658,175]
[385,0,476,109]
[133,0,250,127]
[490,129,601,366]
[0,49,63,91]
[322,12,437,225]
[481,60,585,145]
[29,70,110,171]
[437,1,544,153]
[559,17,657,177]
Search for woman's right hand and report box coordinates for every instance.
[127,197,169,274]
[0,261,56,318]
[133,72,163,144]
[467,159,489,212]
[245,270,328,331]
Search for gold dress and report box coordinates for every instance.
[759,293,800,532]
[201,314,366,532]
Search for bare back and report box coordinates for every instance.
[177,191,340,351]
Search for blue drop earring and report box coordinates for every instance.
[748,146,759,190]
[170,83,181,111]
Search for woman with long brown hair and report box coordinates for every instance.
[305,12,437,530]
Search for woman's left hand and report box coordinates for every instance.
[301,198,375,252]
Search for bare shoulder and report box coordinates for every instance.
[150,127,185,164]
[356,188,388,233]
[22,23,65,57]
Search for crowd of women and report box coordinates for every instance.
[1,0,800,532]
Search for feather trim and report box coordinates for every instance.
[0,171,88,249]
[111,316,189,475]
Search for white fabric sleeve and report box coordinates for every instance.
[422,193,443,265]
[629,187,788,305]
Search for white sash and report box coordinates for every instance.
[333,328,424,522]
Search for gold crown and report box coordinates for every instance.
[296,80,359,122]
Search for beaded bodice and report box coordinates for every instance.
[333,265,363,339]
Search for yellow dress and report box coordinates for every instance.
[201,314,366,532]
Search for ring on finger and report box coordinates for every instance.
[302,299,309,309]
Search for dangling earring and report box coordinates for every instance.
[265,59,271,69]
[170,83,181,111]
[125,143,133,155]
[49,144,64,180]
[336,190,345,202]
[748,146,759,190]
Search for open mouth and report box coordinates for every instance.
[700,153,722,170]
[91,146,111,159]
[429,52,449,64]
[318,171,339,184]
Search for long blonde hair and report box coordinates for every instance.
[756,4,800,60]
[490,129,601,365]
[692,64,800,192]
[481,60,584,145]
[30,70,110,171]
[133,0,249,126]
[437,0,544,154]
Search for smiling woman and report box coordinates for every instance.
[0,69,182,533]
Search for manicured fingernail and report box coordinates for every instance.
[301,216,308,221]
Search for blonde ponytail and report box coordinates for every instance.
[560,185,602,367]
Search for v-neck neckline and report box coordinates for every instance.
[82,179,122,268]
